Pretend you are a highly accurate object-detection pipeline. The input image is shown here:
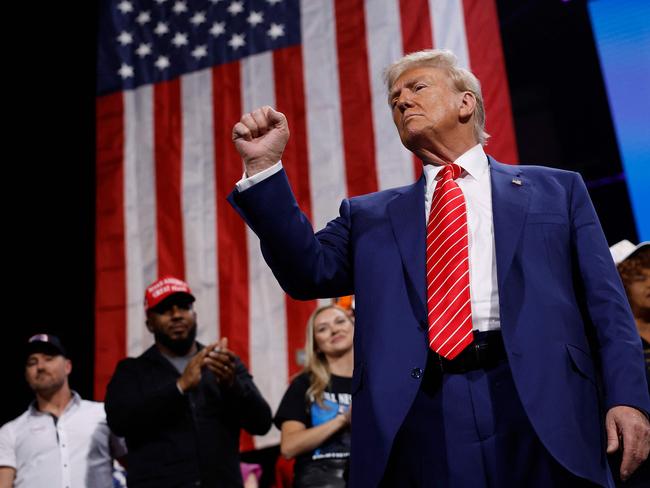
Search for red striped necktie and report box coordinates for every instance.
[426,163,474,359]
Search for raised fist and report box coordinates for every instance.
[232,106,290,177]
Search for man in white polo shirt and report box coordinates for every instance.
[0,334,126,488]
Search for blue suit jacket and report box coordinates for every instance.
[229,158,650,487]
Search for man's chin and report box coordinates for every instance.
[400,130,428,152]
[32,381,65,396]
[155,329,197,355]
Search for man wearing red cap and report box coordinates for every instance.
[104,276,272,488]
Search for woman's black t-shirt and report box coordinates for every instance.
[274,372,352,477]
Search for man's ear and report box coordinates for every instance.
[145,317,154,333]
[64,358,72,375]
[459,91,477,122]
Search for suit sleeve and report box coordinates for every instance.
[223,357,273,435]
[569,172,650,413]
[104,358,187,437]
[228,168,354,300]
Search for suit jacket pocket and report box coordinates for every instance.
[566,343,597,386]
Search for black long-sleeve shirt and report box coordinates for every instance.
[105,343,272,488]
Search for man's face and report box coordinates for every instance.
[389,66,466,153]
[25,353,71,395]
[146,294,197,355]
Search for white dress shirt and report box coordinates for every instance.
[237,144,501,331]
[0,392,127,488]
[422,144,501,332]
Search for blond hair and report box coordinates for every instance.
[385,49,489,145]
[303,304,353,407]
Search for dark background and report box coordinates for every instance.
[3,0,638,440]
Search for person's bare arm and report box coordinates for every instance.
[280,412,350,459]
[0,467,15,488]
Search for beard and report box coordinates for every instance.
[30,374,66,397]
[155,322,198,356]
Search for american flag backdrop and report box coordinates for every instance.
[96,0,517,450]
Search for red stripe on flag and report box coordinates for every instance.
[212,61,249,365]
[462,0,518,163]
[154,79,186,277]
[212,62,254,452]
[95,92,127,400]
[399,0,434,52]
[399,0,434,179]
[334,0,378,197]
[273,45,316,378]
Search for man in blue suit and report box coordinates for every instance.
[228,50,650,487]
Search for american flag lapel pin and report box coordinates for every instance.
[512,177,522,186]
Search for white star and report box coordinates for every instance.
[117,1,133,14]
[228,33,246,49]
[267,23,285,40]
[189,11,206,26]
[117,31,133,46]
[266,0,282,5]
[135,43,152,57]
[172,1,187,14]
[227,1,244,15]
[171,32,188,47]
[155,56,170,69]
[191,45,208,59]
[247,11,264,27]
[118,63,134,79]
[210,21,226,37]
[154,22,169,35]
[136,11,151,25]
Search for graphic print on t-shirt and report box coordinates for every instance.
[311,391,351,460]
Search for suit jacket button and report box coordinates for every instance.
[411,368,423,379]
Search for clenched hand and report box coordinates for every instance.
[232,106,290,177]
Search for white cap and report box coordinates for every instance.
[609,239,650,265]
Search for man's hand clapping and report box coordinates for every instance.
[177,338,237,393]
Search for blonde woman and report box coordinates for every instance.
[274,305,353,488]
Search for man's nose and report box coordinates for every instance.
[169,305,184,317]
[397,92,414,111]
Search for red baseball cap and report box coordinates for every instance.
[144,276,195,311]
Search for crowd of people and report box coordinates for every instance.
[2,48,649,487]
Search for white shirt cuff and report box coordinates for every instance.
[235,161,283,192]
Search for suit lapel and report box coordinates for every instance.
[388,175,427,315]
[386,159,529,320]
[489,158,530,291]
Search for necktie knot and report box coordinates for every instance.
[441,163,463,181]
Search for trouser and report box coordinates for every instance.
[380,353,602,487]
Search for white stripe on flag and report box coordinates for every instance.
[301,0,348,231]
[124,86,157,357]
[241,52,287,449]
[365,0,414,190]
[181,69,219,345]
[429,0,471,68]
